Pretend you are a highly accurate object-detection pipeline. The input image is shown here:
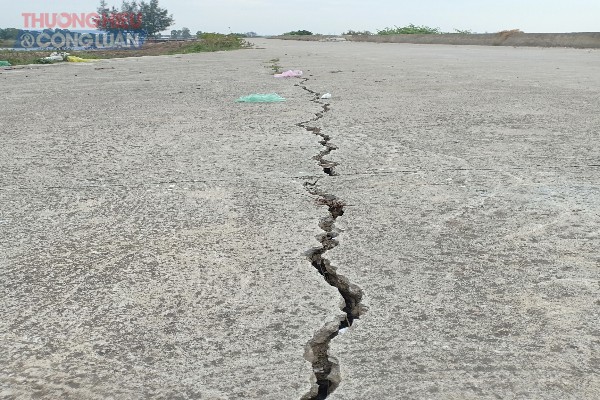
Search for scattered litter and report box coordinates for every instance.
[339,328,349,335]
[320,37,347,42]
[42,52,69,62]
[274,70,303,78]
[321,93,332,99]
[0,61,11,67]
[236,93,286,103]
[43,55,64,61]
[67,56,92,63]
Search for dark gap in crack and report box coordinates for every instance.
[301,187,366,400]
[297,78,367,400]
[310,193,363,327]
[295,85,339,177]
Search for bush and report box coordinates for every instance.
[34,58,56,64]
[498,29,523,36]
[377,24,441,35]
[0,28,20,40]
[342,30,373,36]
[182,33,248,52]
[284,30,313,36]
[495,29,524,44]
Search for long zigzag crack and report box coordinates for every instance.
[295,78,367,400]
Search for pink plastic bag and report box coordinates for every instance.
[274,70,303,78]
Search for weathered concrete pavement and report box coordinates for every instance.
[1,39,599,399]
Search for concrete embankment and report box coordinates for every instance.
[276,32,600,48]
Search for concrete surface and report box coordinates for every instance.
[278,32,600,49]
[1,39,599,399]
[0,48,340,399]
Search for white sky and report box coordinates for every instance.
[1,0,599,35]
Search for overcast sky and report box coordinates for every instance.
[2,0,599,35]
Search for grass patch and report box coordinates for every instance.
[0,33,250,66]
[265,58,282,74]
[342,30,374,36]
[177,33,250,53]
[377,24,442,35]
[283,30,313,36]
[497,29,523,39]
[0,50,61,66]
[345,25,476,36]
[494,29,524,45]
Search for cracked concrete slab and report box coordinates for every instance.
[2,39,600,399]
[0,48,339,399]
[288,41,600,398]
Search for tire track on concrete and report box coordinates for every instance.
[295,78,368,399]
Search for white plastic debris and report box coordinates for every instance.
[42,52,69,61]
[339,327,349,335]
[321,93,332,99]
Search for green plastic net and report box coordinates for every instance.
[236,93,285,103]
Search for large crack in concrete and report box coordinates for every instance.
[295,78,368,399]
[295,82,337,177]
